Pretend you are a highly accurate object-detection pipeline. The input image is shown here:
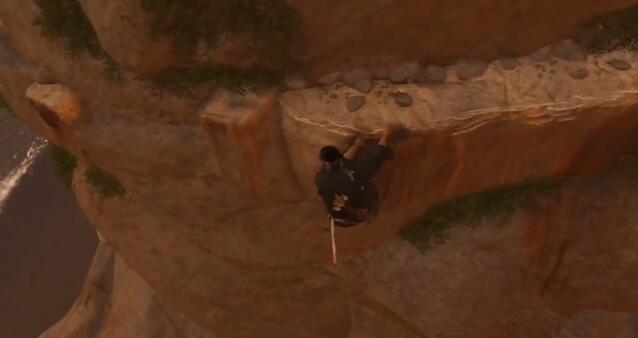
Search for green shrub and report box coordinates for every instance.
[0,96,9,110]
[139,0,301,93]
[34,0,102,57]
[34,0,122,81]
[0,96,13,116]
[140,0,300,59]
[85,166,126,198]
[49,146,125,197]
[50,145,77,188]
[577,5,638,52]
[400,177,564,253]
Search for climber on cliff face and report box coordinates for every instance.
[315,124,399,227]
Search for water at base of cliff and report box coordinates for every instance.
[0,108,46,213]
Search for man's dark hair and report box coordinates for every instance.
[320,146,342,163]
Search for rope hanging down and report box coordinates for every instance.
[330,217,338,264]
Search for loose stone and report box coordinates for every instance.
[346,96,366,112]
[552,39,586,61]
[566,67,589,80]
[530,46,551,61]
[607,59,632,71]
[389,61,421,83]
[422,65,447,84]
[393,92,413,107]
[454,59,488,81]
[318,72,341,85]
[498,57,519,70]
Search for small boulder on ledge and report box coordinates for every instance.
[498,57,519,70]
[393,92,413,107]
[343,68,374,93]
[389,61,421,84]
[552,39,586,61]
[454,59,488,81]
[317,72,341,85]
[422,65,447,84]
[346,96,367,112]
[607,59,632,71]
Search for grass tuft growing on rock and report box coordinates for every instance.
[0,96,11,111]
[401,177,564,253]
[50,146,125,197]
[85,166,126,199]
[0,97,15,118]
[139,0,301,93]
[33,0,122,82]
[577,5,638,53]
[140,0,301,59]
[34,0,102,57]
[0,96,9,110]
[50,145,77,188]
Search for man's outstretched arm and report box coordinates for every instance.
[379,123,400,148]
[343,136,366,160]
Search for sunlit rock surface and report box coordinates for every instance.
[1,1,638,337]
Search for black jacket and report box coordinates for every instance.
[315,144,392,221]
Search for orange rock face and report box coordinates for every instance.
[291,0,636,73]
[1,1,638,338]
[5,0,636,75]
[64,52,638,337]
[44,162,638,338]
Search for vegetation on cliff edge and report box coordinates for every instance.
[33,0,122,82]
[577,5,638,52]
[139,0,302,94]
[0,96,13,117]
[50,145,77,188]
[401,177,565,253]
[140,0,301,61]
[85,166,126,199]
[50,146,125,198]
[0,96,9,110]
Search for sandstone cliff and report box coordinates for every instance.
[1,1,638,337]
[43,162,638,337]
